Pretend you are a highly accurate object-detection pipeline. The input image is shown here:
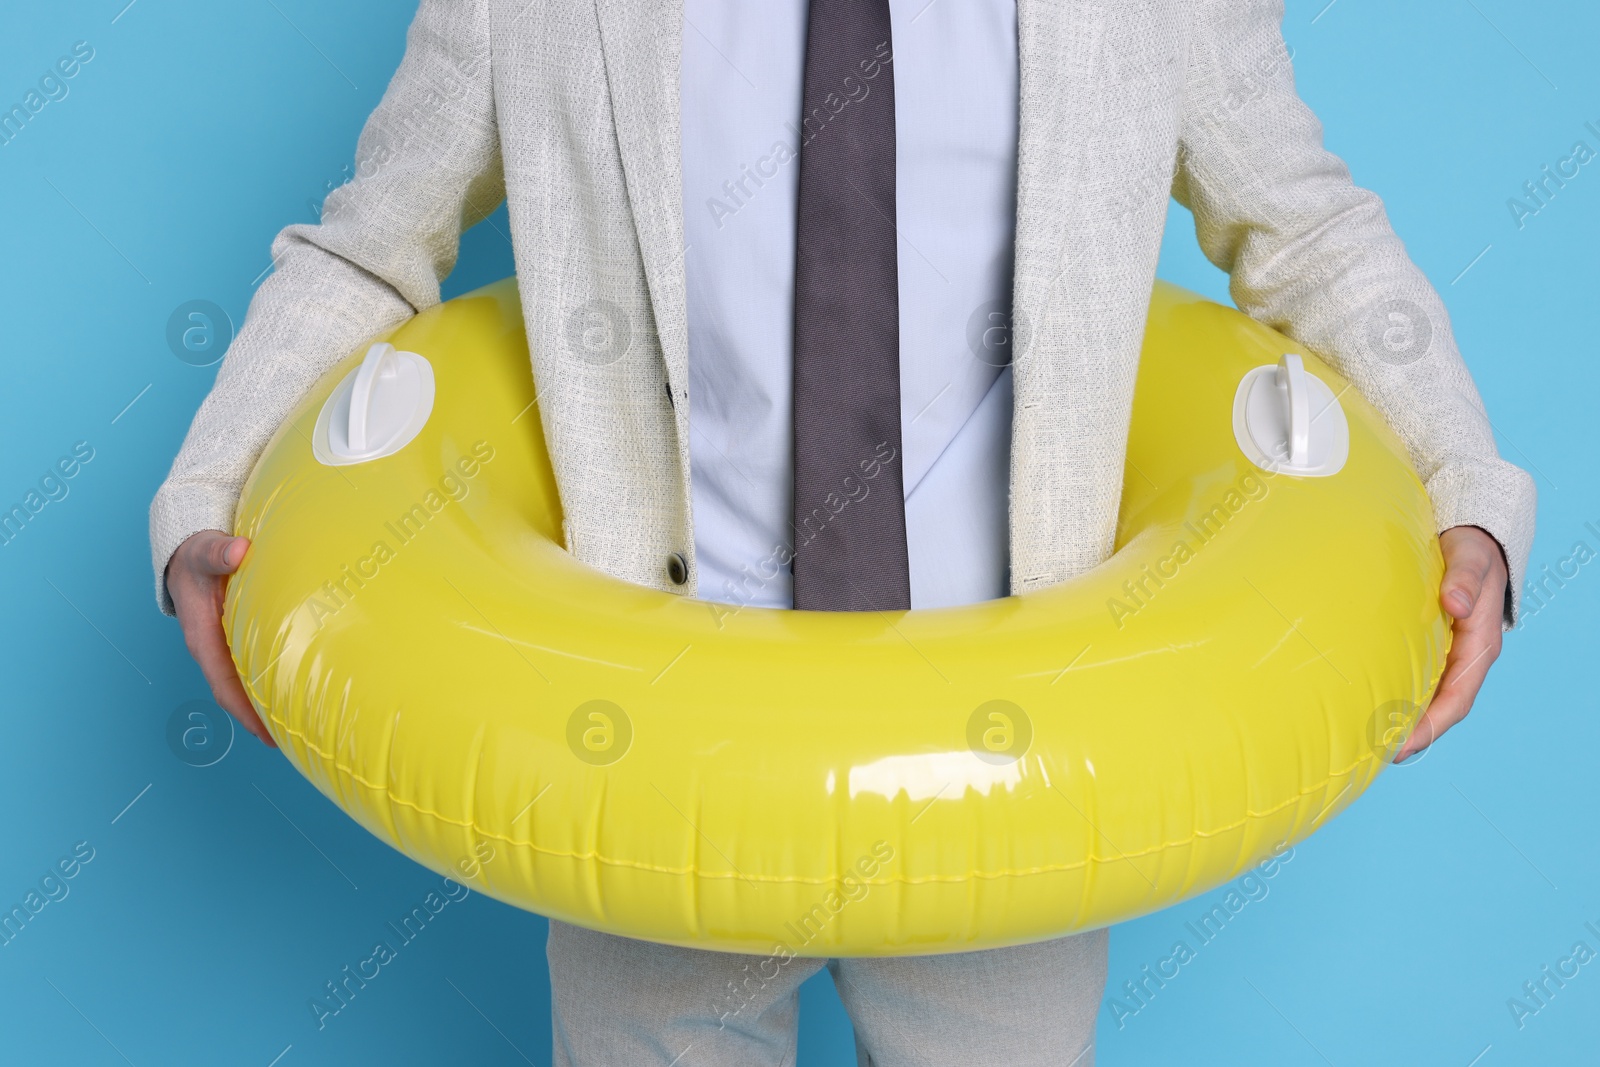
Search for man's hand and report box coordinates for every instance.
[1394,525,1508,762]
[166,530,276,747]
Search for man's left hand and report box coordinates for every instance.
[1394,525,1508,762]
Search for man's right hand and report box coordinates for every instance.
[166,530,276,747]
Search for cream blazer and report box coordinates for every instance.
[150,0,1536,625]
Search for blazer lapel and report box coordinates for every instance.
[1012,0,1107,331]
[592,0,691,425]
[1010,0,1115,594]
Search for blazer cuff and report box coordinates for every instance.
[149,481,240,617]
[1425,459,1537,630]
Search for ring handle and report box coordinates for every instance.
[348,343,395,453]
[1277,353,1311,467]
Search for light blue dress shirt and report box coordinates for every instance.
[680,0,1019,610]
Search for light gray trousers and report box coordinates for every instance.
[548,920,1107,1066]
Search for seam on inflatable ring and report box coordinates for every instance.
[262,708,1381,886]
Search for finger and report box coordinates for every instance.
[1396,593,1502,763]
[211,667,278,749]
[1396,633,1494,762]
[1439,529,1493,620]
[173,577,277,748]
[192,615,278,747]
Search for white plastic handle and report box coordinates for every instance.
[347,343,395,453]
[1277,353,1310,467]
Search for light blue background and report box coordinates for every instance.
[1,2,1594,1064]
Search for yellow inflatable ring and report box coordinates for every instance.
[226,278,1448,956]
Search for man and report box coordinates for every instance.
[151,1,1536,1063]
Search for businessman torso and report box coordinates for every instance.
[160,0,1531,625]
[489,0,1184,599]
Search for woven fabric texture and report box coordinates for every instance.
[149,0,1536,627]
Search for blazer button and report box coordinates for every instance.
[666,552,688,586]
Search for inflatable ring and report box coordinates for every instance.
[225,278,1449,956]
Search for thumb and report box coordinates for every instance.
[1441,561,1484,619]
[1440,529,1494,620]
[201,534,250,576]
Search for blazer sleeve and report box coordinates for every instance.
[148,0,503,616]
[1171,0,1536,628]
